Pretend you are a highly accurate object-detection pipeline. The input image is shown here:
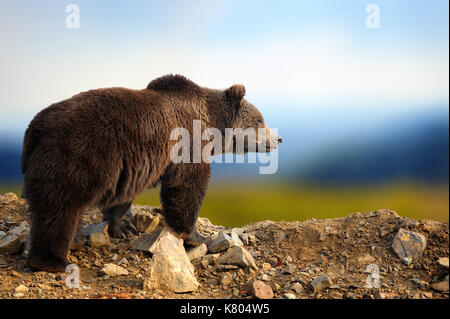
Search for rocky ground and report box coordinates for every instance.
[0,192,448,299]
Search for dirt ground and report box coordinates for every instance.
[0,192,448,299]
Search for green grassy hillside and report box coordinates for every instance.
[2,181,448,228]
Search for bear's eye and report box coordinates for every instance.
[257,118,263,124]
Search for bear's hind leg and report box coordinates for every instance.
[101,202,137,238]
[27,206,84,273]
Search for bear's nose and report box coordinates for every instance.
[278,137,282,144]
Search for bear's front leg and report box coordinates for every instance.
[160,163,210,246]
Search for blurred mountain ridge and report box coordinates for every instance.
[0,108,448,184]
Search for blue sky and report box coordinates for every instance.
[0,0,448,142]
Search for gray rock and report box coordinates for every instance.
[239,233,256,246]
[130,224,164,252]
[392,229,426,259]
[0,231,6,240]
[276,231,286,244]
[230,231,244,247]
[117,258,128,266]
[144,228,199,293]
[311,275,332,292]
[260,274,271,281]
[231,227,245,236]
[208,231,233,253]
[217,246,258,269]
[0,234,22,254]
[186,243,208,260]
[8,224,30,241]
[216,264,239,271]
[290,282,305,294]
[100,263,129,276]
[283,264,297,274]
[239,233,250,245]
[402,257,412,266]
[76,222,110,248]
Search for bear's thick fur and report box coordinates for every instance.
[21,74,280,272]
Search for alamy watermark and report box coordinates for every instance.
[65,4,80,29]
[365,263,380,288]
[365,4,380,29]
[169,120,280,174]
[65,264,80,289]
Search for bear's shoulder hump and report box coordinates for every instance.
[146,74,200,93]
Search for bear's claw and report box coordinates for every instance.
[108,218,138,239]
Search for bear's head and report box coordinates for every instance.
[224,84,282,154]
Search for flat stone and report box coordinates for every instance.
[186,243,208,260]
[117,258,128,266]
[239,233,256,246]
[217,246,258,269]
[431,276,449,292]
[100,264,129,277]
[311,276,332,293]
[376,292,398,299]
[437,257,449,270]
[15,284,29,293]
[249,280,274,299]
[0,231,6,240]
[144,228,199,293]
[392,229,426,259]
[8,225,30,241]
[0,234,22,254]
[402,257,412,266]
[200,259,209,269]
[230,231,243,247]
[290,282,305,294]
[208,231,233,253]
[260,274,271,281]
[216,264,239,271]
[130,224,164,252]
[76,222,110,248]
[283,293,296,299]
[89,232,110,249]
[283,264,297,274]
[262,262,272,271]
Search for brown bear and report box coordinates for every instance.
[21,74,281,272]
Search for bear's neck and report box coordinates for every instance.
[204,91,233,134]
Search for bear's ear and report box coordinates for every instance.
[226,84,246,110]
